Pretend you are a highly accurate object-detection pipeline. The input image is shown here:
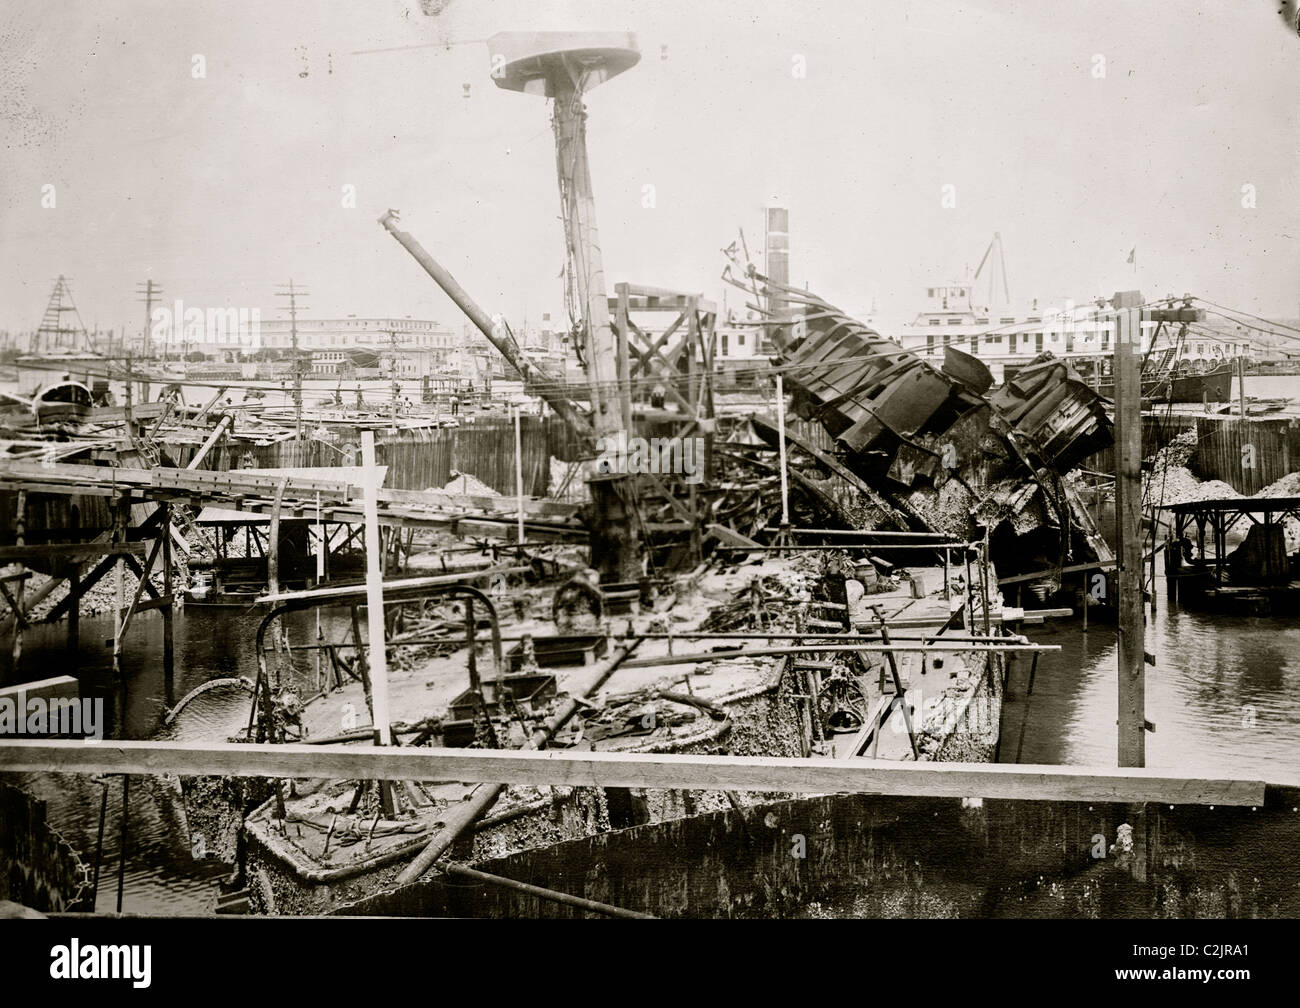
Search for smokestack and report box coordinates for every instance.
[765,206,790,302]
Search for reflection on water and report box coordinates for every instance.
[2,606,331,914]
[1000,577,1300,781]
[8,770,231,914]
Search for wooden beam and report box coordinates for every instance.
[154,467,353,501]
[256,566,524,606]
[1115,307,1146,768]
[0,542,148,561]
[185,414,232,470]
[117,595,174,618]
[0,740,1267,806]
[0,459,153,487]
[378,487,580,519]
[998,559,1118,586]
[117,537,163,638]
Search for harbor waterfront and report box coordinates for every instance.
[4,3,1300,955]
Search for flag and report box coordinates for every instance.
[1126,247,1136,264]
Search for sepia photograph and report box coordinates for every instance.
[1,0,1296,986]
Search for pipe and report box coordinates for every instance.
[442,860,654,919]
[267,629,1027,650]
[618,641,1058,671]
[164,676,253,727]
[394,636,645,885]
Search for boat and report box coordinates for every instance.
[1093,355,1235,404]
[33,380,93,429]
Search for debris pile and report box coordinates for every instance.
[1144,430,1240,507]
[436,471,501,497]
[717,259,1114,591]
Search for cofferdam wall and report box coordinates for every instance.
[338,785,1300,919]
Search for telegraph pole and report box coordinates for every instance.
[134,280,162,413]
[275,280,309,442]
[1112,304,1145,768]
[389,327,400,429]
[1114,297,1204,767]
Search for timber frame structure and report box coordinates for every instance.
[610,282,717,567]
[0,457,583,698]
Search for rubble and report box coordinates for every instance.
[1144,430,1241,507]
[436,471,500,497]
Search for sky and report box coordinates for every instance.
[2,0,1299,339]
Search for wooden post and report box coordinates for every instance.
[360,430,395,816]
[11,490,24,674]
[67,562,81,657]
[513,405,525,546]
[1238,354,1247,418]
[1149,510,1158,610]
[66,506,80,658]
[160,505,175,706]
[981,529,991,637]
[111,493,129,682]
[315,493,325,692]
[615,282,632,433]
[1114,306,1145,768]
[775,374,790,528]
[267,476,288,598]
[464,597,480,695]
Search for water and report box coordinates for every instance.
[1000,525,1300,783]
[3,606,330,914]
[999,402,1300,783]
[1243,374,1300,401]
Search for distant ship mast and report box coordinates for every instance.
[30,275,93,356]
[972,232,1010,319]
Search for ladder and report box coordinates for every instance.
[125,419,211,560]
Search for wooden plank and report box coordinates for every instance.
[377,486,580,518]
[0,460,154,486]
[998,559,1117,586]
[86,402,169,422]
[704,523,763,548]
[0,739,1268,806]
[117,595,173,619]
[154,468,353,500]
[0,542,148,561]
[0,481,118,498]
[0,675,79,705]
[620,642,1057,672]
